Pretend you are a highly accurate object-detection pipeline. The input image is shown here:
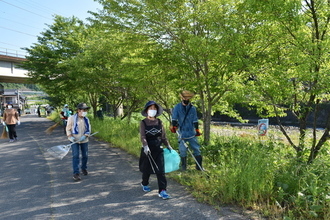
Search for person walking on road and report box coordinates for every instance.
[139,101,172,199]
[2,102,20,142]
[170,90,203,171]
[60,104,72,134]
[37,106,41,117]
[66,103,91,181]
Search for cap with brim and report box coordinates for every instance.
[180,90,195,99]
[141,101,163,117]
[77,103,90,110]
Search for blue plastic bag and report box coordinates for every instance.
[163,148,180,173]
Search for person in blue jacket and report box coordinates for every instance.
[170,91,203,171]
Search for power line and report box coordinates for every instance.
[0,0,100,51]
[0,0,52,20]
[0,26,36,37]
[0,41,26,49]
[17,0,64,16]
[0,17,41,30]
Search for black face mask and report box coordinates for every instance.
[182,100,190,105]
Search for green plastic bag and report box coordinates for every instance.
[163,148,180,173]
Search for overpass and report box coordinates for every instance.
[0,49,30,84]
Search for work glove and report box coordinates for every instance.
[2,122,5,126]
[167,145,173,152]
[195,129,202,136]
[170,126,177,133]
[17,121,20,126]
[143,145,150,155]
[79,135,87,142]
[69,136,76,142]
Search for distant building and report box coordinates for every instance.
[0,88,26,110]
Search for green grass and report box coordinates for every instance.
[91,117,141,156]
[49,112,330,219]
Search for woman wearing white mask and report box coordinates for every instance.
[139,101,172,199]
[66,103,91,181]
[2,102,20,142]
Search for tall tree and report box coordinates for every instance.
[94,0,249,144]
[64,25,158,119]
[21,15,89,106]
[244,0,330,163]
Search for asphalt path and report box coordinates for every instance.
[0,114,250,220]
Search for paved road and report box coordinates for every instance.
[0,114,250,220]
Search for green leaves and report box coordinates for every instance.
[22,0,330,158]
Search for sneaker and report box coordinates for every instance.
[9,139,14,143]
[14,137,18,141]
[158,190,171,200]
[73,174,81,181]
[82,169,88,175]
[141,183,151,192]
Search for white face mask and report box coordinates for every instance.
[8,106,13,109]
[81,112,88,117]
[147,109,157,117]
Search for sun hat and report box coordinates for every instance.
[77,103,90,110]
[180,90,195,99]
[141,101,163,117]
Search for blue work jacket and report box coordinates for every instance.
[171,102,198,139]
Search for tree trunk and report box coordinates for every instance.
[88,92,98,118]
[203,105,212,145]
[307,108,330,163]
[307,132,329,164]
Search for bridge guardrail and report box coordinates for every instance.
[0,48,26,59]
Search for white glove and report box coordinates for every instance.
[17,121,20,125]
[2,122,5,126]
[143,146,150,155]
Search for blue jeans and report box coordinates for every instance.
[178,136,201,157]
[71,142,88,174]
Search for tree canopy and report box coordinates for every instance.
[22,0,330,163]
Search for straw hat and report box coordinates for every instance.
[180,90,195,99]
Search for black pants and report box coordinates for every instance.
[7,124,17,139]
[142,172,167,193]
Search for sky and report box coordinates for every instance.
[0,0,102,57]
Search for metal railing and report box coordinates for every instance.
[0,47,27,58]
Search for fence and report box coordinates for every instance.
[0,47,26,58]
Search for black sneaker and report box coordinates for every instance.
[73,173,81,181]
[82,170,88,176]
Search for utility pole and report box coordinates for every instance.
[17,89,19,107]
